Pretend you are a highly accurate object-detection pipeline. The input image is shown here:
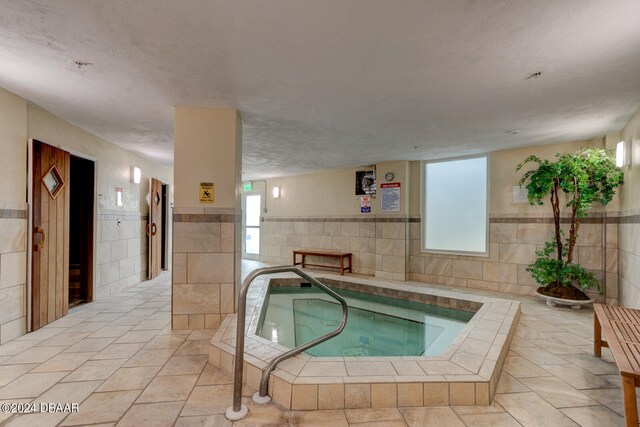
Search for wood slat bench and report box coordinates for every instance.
[594,303,640,426]
[292,250,352,275]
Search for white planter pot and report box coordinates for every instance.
[535,289,594,310]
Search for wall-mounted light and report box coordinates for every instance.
[616,141,631,167]
[132,166,142,184]
[272,186,280,199]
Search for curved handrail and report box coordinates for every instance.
[227,266,348,418]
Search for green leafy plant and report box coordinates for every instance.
[517,148,623,297]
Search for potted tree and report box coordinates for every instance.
[517,148,623,308]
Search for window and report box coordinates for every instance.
[422,156,488,255]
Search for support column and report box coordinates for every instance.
[172,107,242,330]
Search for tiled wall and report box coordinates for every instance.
[95,210,150,300]
[0,203,27,344]
[410,214,616,301]
[260,216,409,280]
[619,210,640,307]
[261,213,617,300]
[172,208,238,330]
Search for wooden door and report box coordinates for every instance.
[148,178,163,279]
[32,140,70,330]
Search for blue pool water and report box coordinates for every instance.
[256,286,474,357]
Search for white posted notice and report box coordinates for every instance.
[380,182,401,212]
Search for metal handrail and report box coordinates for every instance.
[225,266,348,420]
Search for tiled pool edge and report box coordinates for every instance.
[209,274,521,410]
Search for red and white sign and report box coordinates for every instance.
[380,182,401,212]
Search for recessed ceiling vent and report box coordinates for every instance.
[525,71,543,80]
[73,60,93,69]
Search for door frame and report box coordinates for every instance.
[241,190,263,260]
[27,139,98,332]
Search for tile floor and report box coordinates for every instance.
[0,266,631,426]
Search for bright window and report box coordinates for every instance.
[422,156,488,255]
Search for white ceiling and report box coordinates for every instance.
[1,1,640,179]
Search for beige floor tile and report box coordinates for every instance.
[116,401,184,427]
[496,392,579,426]
[0,372,68,399]
[174,414,232,427]
[181,385,234,416]
[345,361,397,376]
[59,390,140,426]
[31,352,95,373]
[88,325,134,338]
[61,358,127,382]
[137,374,198,403]
[66,321,111,333]
[527,339,586,355]
[158,355,208,376]
[0,364,38,386]
[559,353,619,375]
[187,330,217,341]
[300,361,348,377]
[174,340,210,356]
[233,399,291,426]
[582,387,639,416]
[132,319,171,331]
[503,356,551,378]
[115,330,159,344]
[196,364,233,386]
[418,361,472,375]
[513,347,569,365]
[458,412,521,426]
[64,337,117,353]
[520,376,599,408]
[122,348,176,367]
[561,405,624,426]
[38,332,90,346]
[540,364,612,390]
[495,373,530,394]
[97,366,161,392]
[92,343,145,360]
[345,407,404,423]
[0,340,40,357]
[399,407,465,427]
[143,335,186,350]
[290,409,348,426]
[4,346,68,364]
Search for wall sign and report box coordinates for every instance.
[199,182,215,204]
[512,186,529,204]
[380,182,400,212]
[360,196,371,214]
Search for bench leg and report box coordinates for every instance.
[622,374,639,427]
[594,311,602,357]
[340,256,344,275]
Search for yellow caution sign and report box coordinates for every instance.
[199,182,214,204]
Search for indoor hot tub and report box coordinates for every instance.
[210,274,520,410]
[257,283,475,357]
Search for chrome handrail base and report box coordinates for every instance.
[253,391,272,404]
[224,404,248,421]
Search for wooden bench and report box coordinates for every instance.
[292,250,352,275]
[594,303,640,426]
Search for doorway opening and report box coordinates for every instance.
[242,191,261,260]
[69,155,95,307]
